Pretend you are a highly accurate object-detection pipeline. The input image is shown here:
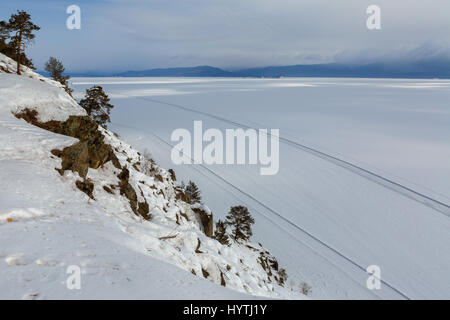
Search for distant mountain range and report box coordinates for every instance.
[233,61,450,79]
[59,60,450,78]
[117,66,234,77]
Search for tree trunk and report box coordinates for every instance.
[16,29,22,75]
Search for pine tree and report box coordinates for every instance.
[45,57,73,96]
[225,205,255,242]
[214,220,230,246]
[0,39,34,69]
[79,86,114,128]
[185,180,202,204]
[6,10,40,74]
[0,21,8,52]
[0,16,35,70]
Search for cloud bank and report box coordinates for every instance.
[1,0,450,71]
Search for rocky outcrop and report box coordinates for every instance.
[15,109,120,178]
[117,167,150,219]
[14,108,150,219]
[191,206,214,238]
[75,179,95,199]
[255,246,287,286]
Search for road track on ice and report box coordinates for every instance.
[111,120,411,300]
[113,93,450,218]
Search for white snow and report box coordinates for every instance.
[69,76,450,299]
[0,54,300,299]
[4,51,450,299]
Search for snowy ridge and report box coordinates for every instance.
[0,53,301,299]
[0,54,85,122]
[0,53,62,88]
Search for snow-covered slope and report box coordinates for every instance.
[0,54,301,299]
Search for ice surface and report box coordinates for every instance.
[70,76,450,299]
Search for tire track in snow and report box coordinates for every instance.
[111,120,410,300]
[112,93,450,218]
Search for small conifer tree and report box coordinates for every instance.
[225,205,255,242]
[6,10,40,74]
[79,86,114,128]
[185,180,202,204]
[214,220,230,246]
[45,57,72,96]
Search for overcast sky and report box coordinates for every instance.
[1,0,450,72]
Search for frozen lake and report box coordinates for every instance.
[72,77,450,299]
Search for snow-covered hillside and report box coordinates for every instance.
[0,54,301,299]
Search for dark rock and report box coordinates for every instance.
[168,169,176,181]
[76,179,94,199]
[103,185,114,194]
[15,110,120,178]
[192,207,214,237]
[220,271,226,287]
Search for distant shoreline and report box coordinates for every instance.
[38,61,450,79]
